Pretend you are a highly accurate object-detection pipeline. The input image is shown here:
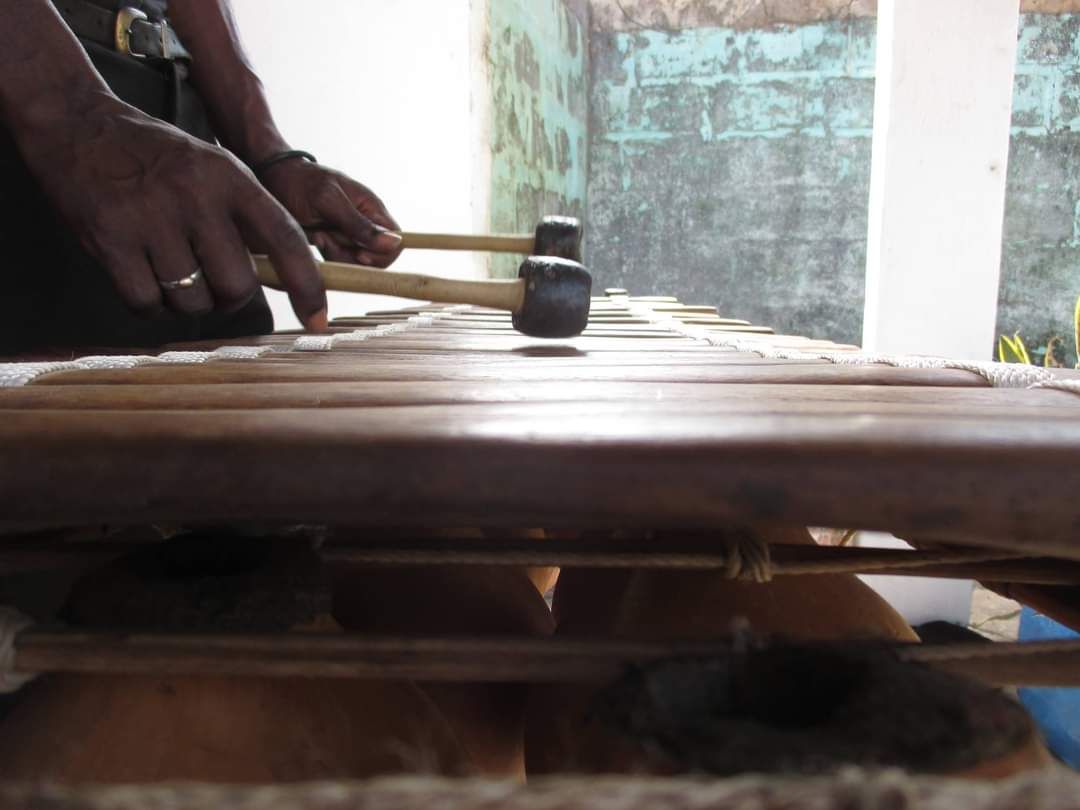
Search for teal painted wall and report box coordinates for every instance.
[488,0,589,278]
[1002,16,1080,366]
[589,15,1080,361]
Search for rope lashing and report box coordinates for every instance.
[722,530,773,583]
[0,307,468,387]
[1032,377,1080,396]
[1,299,1073,391]
[0,606,36,694]
[641,307,1075,394]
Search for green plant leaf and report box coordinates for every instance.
[1074,293,1080,369]
[997,336,1010,363]
[998,333,1031,365]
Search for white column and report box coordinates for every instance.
[861,1,1020,628]
[863,0,1020,360]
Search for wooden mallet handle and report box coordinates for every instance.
[254,253,592,338]
[395,217,582,261]
[396,231,536,255]
[253,255,525,312]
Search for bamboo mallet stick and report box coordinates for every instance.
[396,216,582,261]
[253,255,524,312]
[397,232,536,254]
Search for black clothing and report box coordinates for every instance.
[0,9,272,354]
[85,0,168,22]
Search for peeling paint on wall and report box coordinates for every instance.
[589,19,877,344]
[488,0,589,278]
[590,0,1080,32]
[590,0,876,32]
[1000,15,1080,366]
[588,13,1080,359]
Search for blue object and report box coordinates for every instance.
[1018,607,1080,767]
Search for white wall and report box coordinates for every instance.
[863,0,1020,361]
[230,0,489,328]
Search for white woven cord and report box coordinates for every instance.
[0,362,82,388]
[2,302,1069,393]
[642,306,1074,395]
[292,335,339,352]
[1032,378,1080,396]
[0,307,452,385]
[0,355,158,388]
[0,606,35,694]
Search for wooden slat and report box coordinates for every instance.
[1,382,1077,413]
[27,362,990,387]
[988,583,1080,634]
[0,404,1077,554]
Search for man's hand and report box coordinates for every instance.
[167,0,404,270]
[258,159,404,268]
[22,95,328,331]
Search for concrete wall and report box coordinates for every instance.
[588,20,876,343]
[486,0,590,278]
[1001,15,1080,364]
[588,10,1080,358]
[589,0,1080,31]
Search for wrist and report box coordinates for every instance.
[0,1,117,156]
[230,121,291,168]
[251,149,318,179]
[196,66,289,166]
[5,81,120,160]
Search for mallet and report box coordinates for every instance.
[395,216,582,263]
[253,255,592,339]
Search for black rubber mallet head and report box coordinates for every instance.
[533,216,583,262]
[512,256,593,339]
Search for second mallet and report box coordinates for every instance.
[254,255,592,339]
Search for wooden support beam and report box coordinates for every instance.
[12,632,1080,688]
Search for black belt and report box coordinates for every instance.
[53,1,191,61]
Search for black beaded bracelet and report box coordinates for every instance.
[251,150,318,177]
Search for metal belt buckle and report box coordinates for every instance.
[115,7,149,57]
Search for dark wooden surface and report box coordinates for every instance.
[1,302,1078,557]
[0,401,1077,552]
[0,381,1076,412]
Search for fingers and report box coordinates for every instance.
[308,228,393,268]
[313,183,403,259]
[191,220,260,314]
[100,245,165,316]
[235,188,327,331]
[308,230,352,264]
[148,234,214,316]
[338,175,400,232]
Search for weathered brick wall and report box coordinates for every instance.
[587,10,1080,358]
[588,21,876,343]
[487,0,589,278]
